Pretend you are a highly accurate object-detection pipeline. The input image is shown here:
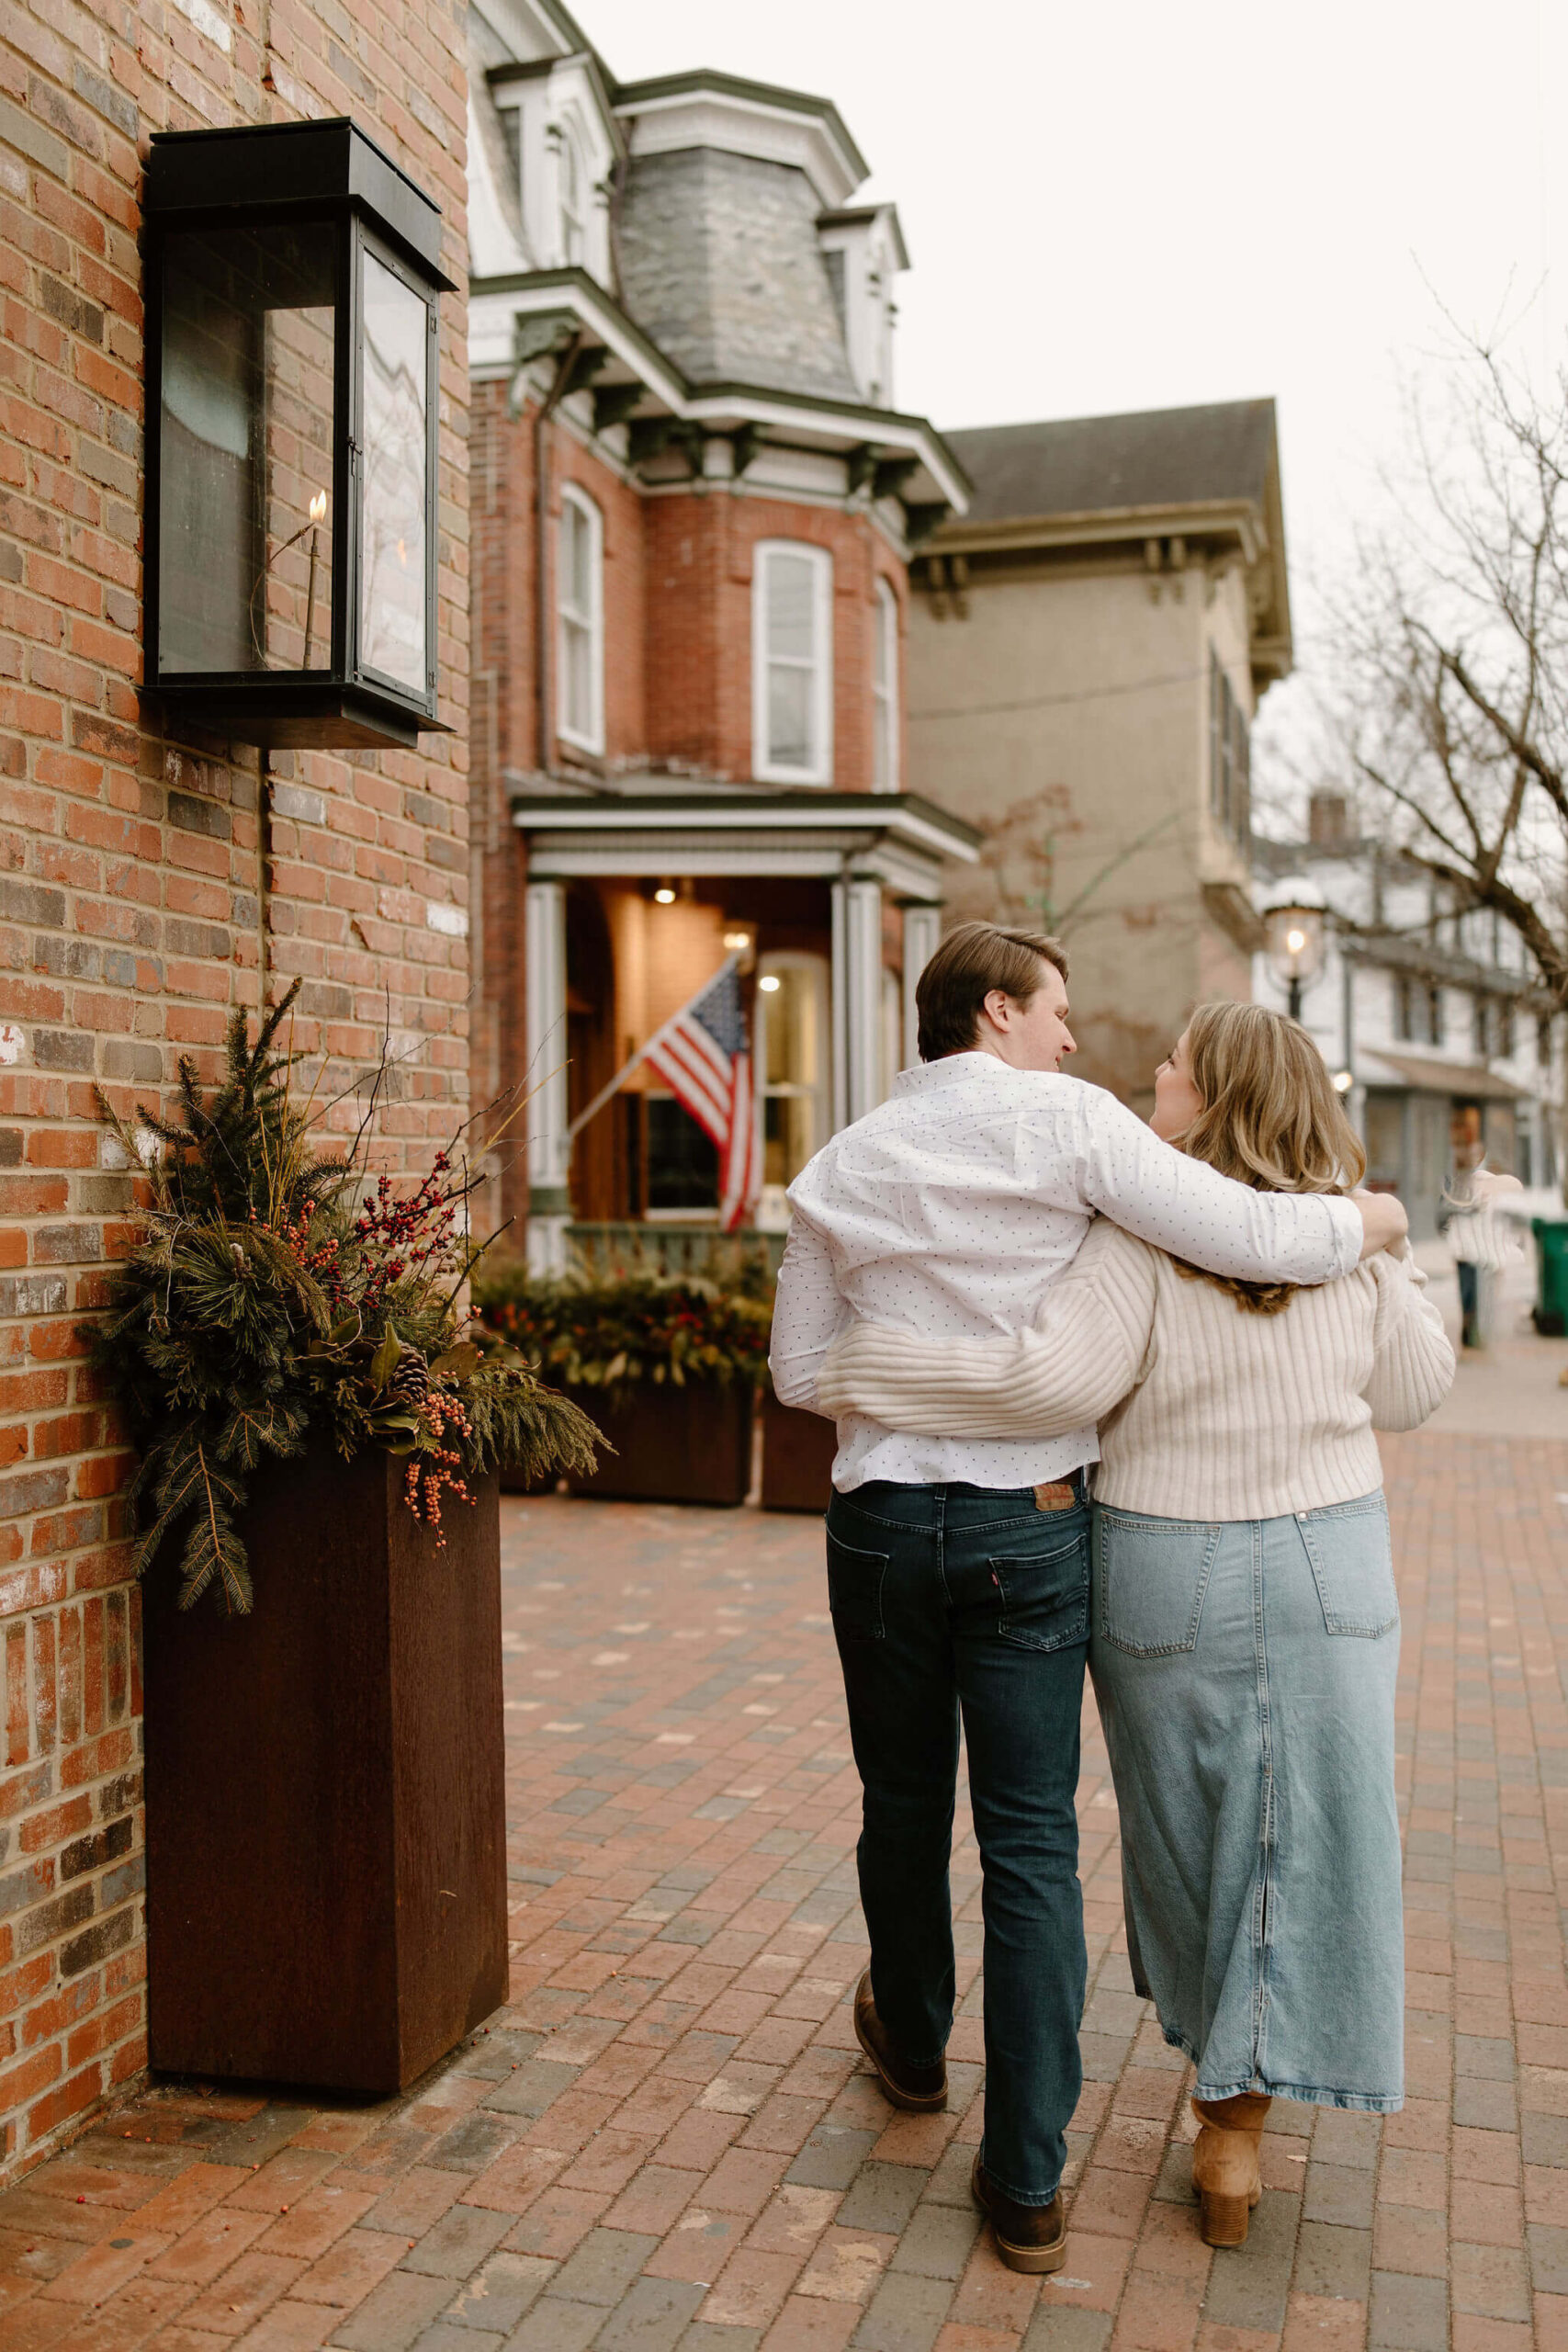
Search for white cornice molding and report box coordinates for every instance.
[468,276,688,407]
[466,273,969,514]
[930,496,1263,563]
[509,790,980,865]
[682,391,967,512]
[615,87,863,209]
[469,0,574,68]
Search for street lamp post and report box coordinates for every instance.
[1262,880,1328,1024]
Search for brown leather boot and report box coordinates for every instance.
[970,2152,1068,2275]
[1190,2093,1271,2247]
[852,1972,947,2111]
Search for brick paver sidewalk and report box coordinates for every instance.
[2,1432,1567,2352]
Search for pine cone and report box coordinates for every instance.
[388,1348,431,1408]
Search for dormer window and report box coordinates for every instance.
[559,123,586,266]
[816,204,908,410]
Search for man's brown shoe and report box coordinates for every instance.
[852,1972,947,2111]
[971,2154,1068,2275]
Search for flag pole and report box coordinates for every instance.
[563,953,740,1146]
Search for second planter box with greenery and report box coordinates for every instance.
[474,1263,772,1507]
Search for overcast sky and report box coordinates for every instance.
[583,0,1565,796]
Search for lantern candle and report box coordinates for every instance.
[303,489,327,667]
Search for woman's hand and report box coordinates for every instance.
[1352,1190,1409,1259]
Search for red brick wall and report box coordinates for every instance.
[643,491,903,788]
[0,0,469,2177]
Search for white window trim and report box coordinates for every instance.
[557,483,604,755]
[558,119,586,268]
[751,539,834,786]
[872,576,899,792]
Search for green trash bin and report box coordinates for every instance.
[1531,1217,1568,1336]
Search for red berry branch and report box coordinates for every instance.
[400,1385,475,1545]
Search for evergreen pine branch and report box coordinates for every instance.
[175,1442,253,1613]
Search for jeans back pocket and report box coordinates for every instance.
[826,1530,889,1642]
[988,1521,1090,1653]
[1095,1509,1220,1657]
[1296,1494,1398,1638]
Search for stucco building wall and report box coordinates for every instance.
[908,553,1255,1111]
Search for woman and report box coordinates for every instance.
[816,1002,1454,2249]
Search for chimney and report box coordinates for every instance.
[1308,792,1349,851]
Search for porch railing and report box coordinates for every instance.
[564,1223,787,1285]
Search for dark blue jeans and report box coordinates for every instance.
[825,1479,1091,2206]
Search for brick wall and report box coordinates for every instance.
[0,0,468,2178]
[643,488,902,788]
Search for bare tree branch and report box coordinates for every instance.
[1320,322,1568,1010]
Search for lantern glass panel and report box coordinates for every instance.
[158,222,338,677]
[358,248,428,695]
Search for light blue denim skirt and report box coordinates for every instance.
[1089,1492,1404,2112]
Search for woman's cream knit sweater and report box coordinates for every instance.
[816,1219,1455,1520]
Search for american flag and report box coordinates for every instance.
[644,958,760,1231]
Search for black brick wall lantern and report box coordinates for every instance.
[145,119,455,750]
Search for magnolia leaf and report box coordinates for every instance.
[370,1329,401,1393]
[429,1343,480,1381]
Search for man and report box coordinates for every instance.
[769,922,1407,2274]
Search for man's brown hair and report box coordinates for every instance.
[915,922,1068,1061]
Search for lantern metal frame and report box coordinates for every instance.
[1261,878,1329,1021]
[144,119,456,751]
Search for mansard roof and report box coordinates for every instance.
[465,5,968,524]
[617,147,861,404]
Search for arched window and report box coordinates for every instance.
[558,484,603,752]
[751,540,833,785]
[872,577,899,791]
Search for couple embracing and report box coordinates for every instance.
[769,921,1455,2269]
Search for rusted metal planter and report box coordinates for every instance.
[561,1380,753,1506]
[760,1387,837,1514]
[143,1447,507,2097]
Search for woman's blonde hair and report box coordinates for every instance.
[1169,1000,1367,1315]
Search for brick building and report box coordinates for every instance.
[467,1,978,1261]
[0,0,469,2175]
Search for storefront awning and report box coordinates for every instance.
[1361,1049,1531,1102]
